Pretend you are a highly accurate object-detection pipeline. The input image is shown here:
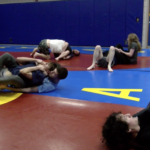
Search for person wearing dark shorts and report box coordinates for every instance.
[53,45,73,58]
[87,45,115,71]
[87,33,141,72]
[107,33,141,72]
[48,40,80,61]
[30,39,80,60]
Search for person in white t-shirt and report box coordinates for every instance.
[30,39,80,60]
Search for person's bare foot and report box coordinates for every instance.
[108,65,113,72]
[87,64,95,70]
[55,57,59,61]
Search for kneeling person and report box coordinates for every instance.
[30,39,80,60]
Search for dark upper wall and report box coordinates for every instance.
[0,0,143,46]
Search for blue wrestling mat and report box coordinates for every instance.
[35,69,149,108]
[1,44,150,108]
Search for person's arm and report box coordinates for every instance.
[33,52,51,60]
[37,78,57,93]
[19,65,47,79]
[120,49,134,57]
[16,57,43,64]
[0,84,38,93]
[30,47,38,57]
[115,48,135,57]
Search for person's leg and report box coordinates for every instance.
[55,50,70,61]
[0,53,18,68]
[0,54,26,87]
[62,42,69,52]
[55,44,72,61]
[87,45,103,70]
[0,75,26,88]
[0,68,12,77]
[106,46,115,72]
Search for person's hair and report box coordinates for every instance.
[102,112,150,150]
[128,33,141,52]
[47,62,57,71]
[73,49,80,56]
[47,62,68,79]
[57,66,68,79]
[102,112,133,150]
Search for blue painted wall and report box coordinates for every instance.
[0,0,143,46]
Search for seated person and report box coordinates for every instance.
[87,33,141,72]
[102,103,150,150]
[30,39,80,60]
[0,53,68,93]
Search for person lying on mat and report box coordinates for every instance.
[30,39,80,61]
[87,33,141,72]
[102,103,150,150]
[0,53,68,93]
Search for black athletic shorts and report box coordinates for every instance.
[53,45,73,58]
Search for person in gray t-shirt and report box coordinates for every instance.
[87,33,141,72]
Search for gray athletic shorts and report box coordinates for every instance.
[97,57,115,68]
[0,68,12,77]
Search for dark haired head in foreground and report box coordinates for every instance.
[102,107,150,150]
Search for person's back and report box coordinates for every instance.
[49,39,65,53]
